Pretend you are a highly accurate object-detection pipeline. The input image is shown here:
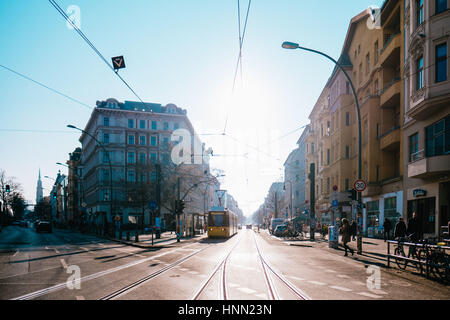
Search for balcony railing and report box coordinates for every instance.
[409,149,425,163]
[379,125,400,139]
[380,76,401,96]
[380,32,401,55]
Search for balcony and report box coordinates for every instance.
[380,32,401,66]
[379,126,400,151]
[380,77,401,108]
[408,151,450,178]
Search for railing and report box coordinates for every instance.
[380,32,401,55]
[379,125,400,139]
[387,239,450,282]
[380,76,401,96]
[409,149,425,163]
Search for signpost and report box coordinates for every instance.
[353,179,366,254]
[111,56,126,70]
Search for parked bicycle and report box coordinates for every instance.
[393,236,427,273]
[422,242,450,283]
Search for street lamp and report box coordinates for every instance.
[67,124,113,237]
[282,41,363,253]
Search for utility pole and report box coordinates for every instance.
[176,177,181,242]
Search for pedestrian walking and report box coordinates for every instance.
[394,217,407,239]
[350,220,357,241]
[407,211,422,242]
[339,218,354,256]
[383,218,392,242]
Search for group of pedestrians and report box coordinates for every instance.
[339,211,425,257]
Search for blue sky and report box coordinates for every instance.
[0,0,384,216]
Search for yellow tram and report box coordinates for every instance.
[207,209,238,238]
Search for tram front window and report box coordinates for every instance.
[208,213,229,227]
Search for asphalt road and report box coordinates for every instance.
[0,225,448,300]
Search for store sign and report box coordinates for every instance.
[413,189,427,197]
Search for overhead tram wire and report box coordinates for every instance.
[223,0,252,135]
[0,64,93,110]
[48,0,149,111]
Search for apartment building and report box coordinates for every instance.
[79,98,210,231]
[403,0,450,238]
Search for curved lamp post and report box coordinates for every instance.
[67,124,113,237]
[282,41,363,253]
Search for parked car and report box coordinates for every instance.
[238,224,242,229]
[274,224,288,237]
[246,224,252,229]
[36,221,52,233]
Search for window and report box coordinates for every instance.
[358,44,361,54]
[327,149,330,165]
[376,123,380,138]
[103,133,109,144]
[436,43,447,83]
[346,112,350,126]
[436,0,447,14]
[139,120,146,129]
[327,177,330,194]
[128,119,134,128]
[162,153,170,164]
[139,152,146,164]
[174,123,179,130]
[321,124,324,136]
[151,121,157,130]
[102,169,109,181]
[150,136,157,146]
[128,135,135,145]
[139,135,146,146]
[384,197,400,226]
[359,63,363,83]
[410,133,419,162]
[367,201,380,229]
[375,79,379,95]
[311,143,314,154]
[127,170,135,182]
[417,0,424,26]
[346,81,350,94]
[374,40,379,64]
[163,137,169,146]
[103,151,110,163]
[417,56,424,90]
[345,145,350,159]
[425,115,450,157]
[150,153,157,163]
[320,150,323,166]
[163,122,169,130]
[327,121,330,135]
[139,173,146,183]
[366,53,370,74]
[150,171,157,181]
[127,152,135,164]
[104,117,109,127]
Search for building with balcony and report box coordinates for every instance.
[78,98,211,233]
[403,0,450,238]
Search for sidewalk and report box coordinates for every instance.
[106,230,209,249]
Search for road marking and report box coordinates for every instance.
[54,248,60,254]
[289,276,306,281]
[357,292,382,299]
[352,281,366,286]
[228,283,239,288]
[369,289,388,295]
[330,286,353,292]
[179,268,189,272]
[237,287,257,294]
[188,271,199,275]
[60,259,68,269]
[254,293,268,299]
[308,281,326,286]
[337,274,351,279]
[324,269,336,273]
[76,296,85,300]
[79,247,91,252]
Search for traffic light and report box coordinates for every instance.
[179,200,185,214]
[347,189,357,201]
[53,192,57,199]
[5,185,10,193]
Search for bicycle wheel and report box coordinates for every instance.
[394,247,407,270]
[416,248,428,274]
[431,253,450,283]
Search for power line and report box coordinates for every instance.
[48,0,149,110]
[0,129,77,133]
[0,64,93,110]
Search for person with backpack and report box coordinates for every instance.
[339,218,354,256]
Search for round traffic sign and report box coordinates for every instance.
[354,180,367,192]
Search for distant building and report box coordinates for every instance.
[36,169,43,204]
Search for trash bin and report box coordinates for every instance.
[328,225,339,248]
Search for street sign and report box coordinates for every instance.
[332,199,338,208]
[148,200,158,210]
[111,56,126,70]
[353,179,367,192]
